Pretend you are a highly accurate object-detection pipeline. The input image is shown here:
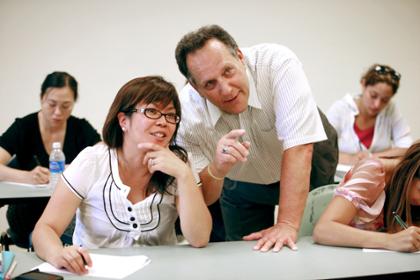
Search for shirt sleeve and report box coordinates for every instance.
[177,131,209,176]
[334,158,386,218]
[0,118,22,156]
[62,146,98,199]
[78,118,101,146]
[389,104,412,148]
[177,91,211,175]
[326,100,343,136]
[272,57,327,149]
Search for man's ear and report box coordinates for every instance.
[236,48,245,63]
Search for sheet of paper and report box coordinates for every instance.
[2,181,49,188]
[335,164,352,178]
[336,163,352,173]
[363,248,420,253]
[35,253,151,279]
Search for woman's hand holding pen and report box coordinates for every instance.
[385,226,420,252]
[50,245,92,275]
[26,166,50,184]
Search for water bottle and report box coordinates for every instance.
[49,142,65,188]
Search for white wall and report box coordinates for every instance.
[1,0,419,138]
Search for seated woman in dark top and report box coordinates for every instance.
[0,71,100,248]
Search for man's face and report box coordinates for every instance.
[187,39,249,114]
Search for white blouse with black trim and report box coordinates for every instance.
[62,143,178,248]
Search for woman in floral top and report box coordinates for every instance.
[313,142,420,252]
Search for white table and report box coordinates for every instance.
[11,237,420,279]
[0,181,53,205]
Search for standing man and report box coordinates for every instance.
[175,25,336,251]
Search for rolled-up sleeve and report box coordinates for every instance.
[335,158,386,221]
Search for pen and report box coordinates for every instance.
[5,259,17,280]
[392,211,408,229]
[79,245,88,266]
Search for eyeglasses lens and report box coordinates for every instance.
[143,108,179,124]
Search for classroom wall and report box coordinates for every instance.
[0,0,419,235]
[1,0,419,140]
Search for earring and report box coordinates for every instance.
[122,127,126,132]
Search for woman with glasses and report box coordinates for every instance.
[327,64,412,165]
[32,76,212,275]
[0,71,100,248]
[313,141,420,252]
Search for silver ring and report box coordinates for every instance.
[222,146,229,154]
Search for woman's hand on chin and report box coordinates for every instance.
[138,142,189,178]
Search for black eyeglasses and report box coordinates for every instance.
[132,108,180,124]
[374,65,401,81]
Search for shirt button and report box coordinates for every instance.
[133,223,138,228]
[130,217,135,221]
[127,207,132,212]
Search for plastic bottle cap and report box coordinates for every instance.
[52,142,61,149]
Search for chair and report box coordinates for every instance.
[0,231,13,251]
[1,225,73,251]
[0,228,33,251]
[298,184,338,237]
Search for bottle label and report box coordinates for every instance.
[50,160,65,173]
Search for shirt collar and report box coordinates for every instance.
[207,66,262,127]
[345,93,360,116]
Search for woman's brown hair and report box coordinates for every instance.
[102,76,187,193]
[385,142,420,232]
[361,64,401,94]
[102,76,182,148]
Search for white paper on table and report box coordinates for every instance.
[335,164,352,178]
[363,248,420,253]
[2,181,48,188]
[35,253,151,279]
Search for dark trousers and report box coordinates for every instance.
[7,201,74,248]
[210,178,280,241]
[6,199,49,248]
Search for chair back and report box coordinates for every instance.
[298,184,338,237]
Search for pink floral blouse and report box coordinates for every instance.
[335,158,386,231]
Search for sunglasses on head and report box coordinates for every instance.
[374,65,401,81]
